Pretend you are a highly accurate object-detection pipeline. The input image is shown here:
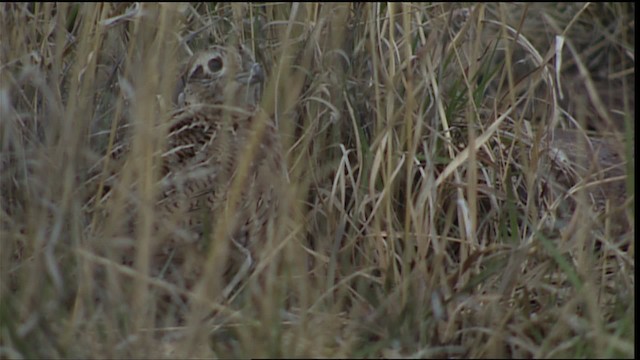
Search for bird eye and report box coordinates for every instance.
[208,57,223,72]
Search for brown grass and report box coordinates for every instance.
[1,3,634,358]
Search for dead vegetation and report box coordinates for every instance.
[0,3,634,358]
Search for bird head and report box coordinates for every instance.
[176,44,264,110]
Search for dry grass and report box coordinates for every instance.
[1,3,634,358]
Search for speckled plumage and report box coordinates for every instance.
[540,128,630,236]
[87,44,284,293]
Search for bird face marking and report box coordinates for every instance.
[186,48,228,83]
[178,45,263,108]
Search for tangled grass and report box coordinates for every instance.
[1,3,634,358]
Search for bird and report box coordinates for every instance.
[545,129,628,210]
[542,128,630,235]
[85,44,285,299]
[156,44,285,295]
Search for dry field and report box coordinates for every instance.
[0,3,634,358]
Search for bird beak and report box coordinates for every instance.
[235,63,264,85]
